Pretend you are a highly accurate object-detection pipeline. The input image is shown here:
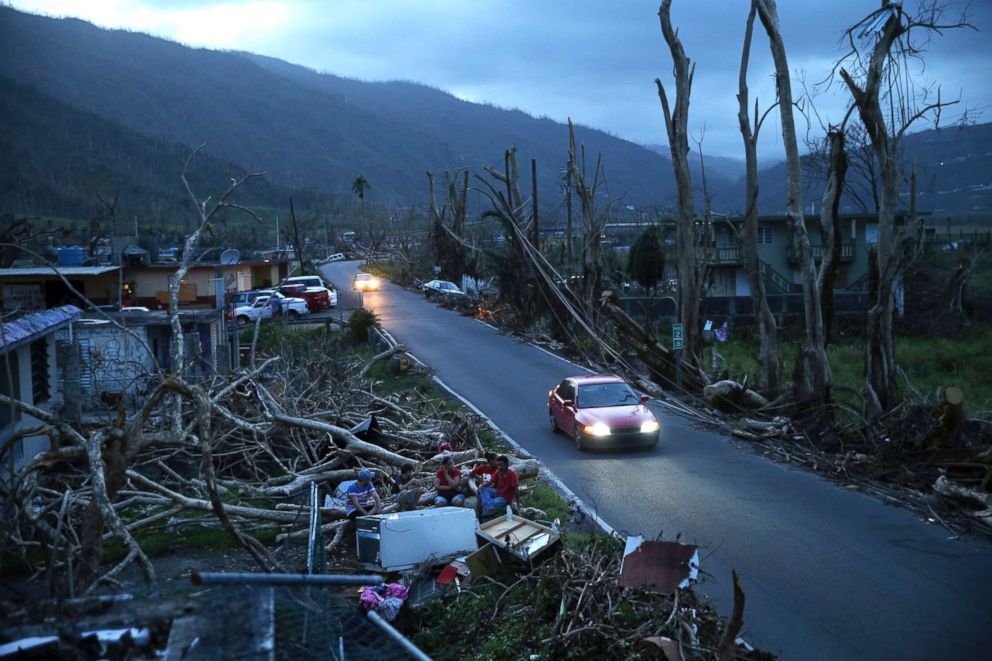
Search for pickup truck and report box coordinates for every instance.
[229,293,309,326]
[283,276,337,310]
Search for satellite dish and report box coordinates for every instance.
[219,249,241,265]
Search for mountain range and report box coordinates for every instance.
[1,6,989,227]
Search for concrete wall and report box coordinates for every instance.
[0,335,59,476]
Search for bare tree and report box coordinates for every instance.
[656,0,705,367]
[736,0,782,395]
[817,128,849,346]
[566,121,614,323]
[755,0,832,407]
[838,1,972,417]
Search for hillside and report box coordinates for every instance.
[753,123,992,219]
[0,75,339,228]
[0,7,737,213]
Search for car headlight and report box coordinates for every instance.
[584,422,611,437]
[640,419,660,433]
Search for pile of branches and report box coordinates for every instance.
[414,535,770,661]
[0,327,509,597]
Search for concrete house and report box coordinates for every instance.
[0,305,82,477]
[0,266,122,311]
[706,214,889,297]
[125,259,289,309]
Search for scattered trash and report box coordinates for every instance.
[359,583,409,622]
[476,513,561,562]
[619,536,699,594]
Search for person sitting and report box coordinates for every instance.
[346,468,382,520]
[480,455,519,518]
[393,463,423,511]
[434,456,466,506]
[466,452,498,496]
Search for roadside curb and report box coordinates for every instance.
[377,326,620,539]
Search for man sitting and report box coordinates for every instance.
[466,452,498,496]
[434,456,467,506]
[346,468,382,520]
[392,463,423,511]
[480,455,519,518]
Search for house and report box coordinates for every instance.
[706,213,899,297]
[55,308,229,415]
[1,305,82,477]
[0,266,122,312]
[124,259,289,309]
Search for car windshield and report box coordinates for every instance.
[356,274,372,280]
[577,383,638,408]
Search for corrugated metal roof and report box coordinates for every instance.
[0,305,83,350]
[0,266,121,277]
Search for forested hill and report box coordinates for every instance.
[0,6,741,213]
[0,75,334,227]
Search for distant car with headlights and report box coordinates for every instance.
[352,273,380,291]
[548,374,659,451]
[423,279,465,297]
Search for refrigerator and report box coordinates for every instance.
[356,507,478,571]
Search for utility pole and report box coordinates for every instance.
[531,159,539,251]
[323,216,330,259]
[275,215,280,255]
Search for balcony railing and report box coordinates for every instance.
[788,243,854,264]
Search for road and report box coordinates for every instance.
[322,262,992,660]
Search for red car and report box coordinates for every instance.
[548,374,660,451]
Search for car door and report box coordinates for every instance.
[552,380,576,429]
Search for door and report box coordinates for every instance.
[552,380,576,430]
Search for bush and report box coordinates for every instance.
[346,307,381,343]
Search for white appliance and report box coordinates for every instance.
[356,507,478,571]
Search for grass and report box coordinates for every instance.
[714,325,992,411]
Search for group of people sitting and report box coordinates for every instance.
[343,452,519,521]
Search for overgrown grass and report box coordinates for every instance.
[715,325,992,410]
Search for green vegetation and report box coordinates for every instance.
[345,308,381,344]
[715,326,992,410]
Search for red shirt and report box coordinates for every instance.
[492,468,519,503]
[435,468,462,496]
[470,464,496,484]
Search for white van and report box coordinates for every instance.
[327,253,346,262]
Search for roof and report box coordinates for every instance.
[0,305,82,352]
[80,308,223,326]
[569,373,625,385]
[0,266,121,277]
[126,258,287,270]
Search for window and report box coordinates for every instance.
[757,226,774,245]
[865,223,878,245]
[555,380,574,401]
[31,339,50,403]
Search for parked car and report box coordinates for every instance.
[229,292,309,325]
[225,289,269,309]
[423,279,465,297]
[278,282,335,312]
[258,290,310,318]
[326,252,347,262]
[352,273,380,291]
[283,275,336,309]
[547,374,660,451]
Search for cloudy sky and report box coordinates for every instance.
[8,0,990,158]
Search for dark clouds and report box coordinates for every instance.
[11,0,991,158]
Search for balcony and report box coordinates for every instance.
[700,245,743,266]
[788,243,854,264]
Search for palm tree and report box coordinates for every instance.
[352,175,371,245]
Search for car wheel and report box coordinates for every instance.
[237,315,249,326]
[573,426,586,452]
[549,409,558,433]
[287,310,300,320]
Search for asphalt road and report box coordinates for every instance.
[321,262,992,660]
